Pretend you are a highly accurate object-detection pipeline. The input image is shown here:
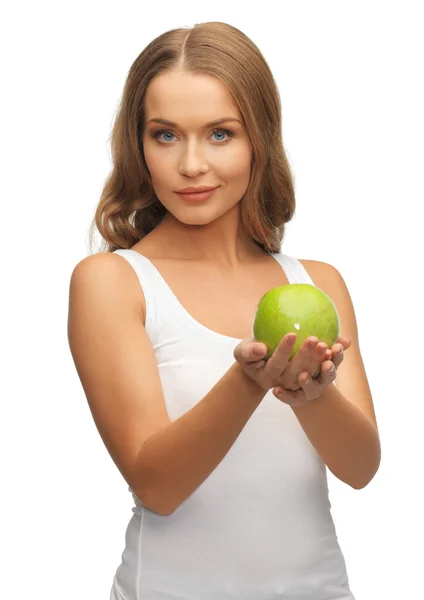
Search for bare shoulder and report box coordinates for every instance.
[72,250,137,277]
[70,252,145,322]
[298,259,349,300]
[299,258,379,430]
[298,258,338,284]
[67,251,171,514]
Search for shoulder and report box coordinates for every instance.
[71,251,136,284]
[298,258,342,289]
[70,252,146,321]
[298,259,355,338]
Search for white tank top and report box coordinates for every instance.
[109,249,356,600]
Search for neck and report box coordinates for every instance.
[153,206,266,269]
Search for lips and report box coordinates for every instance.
[176,186,218,194]
[176,187,219,202]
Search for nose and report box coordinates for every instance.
[178,140,210,177]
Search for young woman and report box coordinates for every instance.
[68,21,380,600]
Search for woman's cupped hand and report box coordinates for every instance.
[233,333,351,407]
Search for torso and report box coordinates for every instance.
[123,238,316,341]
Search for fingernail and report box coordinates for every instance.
[252,344,265,356]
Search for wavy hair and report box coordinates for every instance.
[88,21,296,254]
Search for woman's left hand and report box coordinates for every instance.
[309,335,351,381]
[273,335,351,403]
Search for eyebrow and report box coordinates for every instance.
[147,117,242,128]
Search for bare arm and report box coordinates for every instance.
[291,384,381,489]
[136,362,265,515]
[67,253,266,517]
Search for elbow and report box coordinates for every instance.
[147,496,176,517]
[352,429,382,490]
[132,446,176,516]
[350,453,382,490]
[350,478,372,490]
[149,492,176,516]
[133,484,176,516]
[351,477,376,490]
[352,470,380,490]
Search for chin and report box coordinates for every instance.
[177,200,242,226]
[174,210,220,226]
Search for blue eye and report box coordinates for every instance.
[211,129,233,142]
[152,128,234,144]
[156,131,175,142]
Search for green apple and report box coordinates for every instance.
[252,283,340,360]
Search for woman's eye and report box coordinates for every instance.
[154,130,176,142]
[152,128,234,144]
[211,128,234,142]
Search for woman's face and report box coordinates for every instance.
[142,70,253,226]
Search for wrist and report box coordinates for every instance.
[230,361,267,403]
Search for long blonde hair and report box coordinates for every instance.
[88,21,296,254]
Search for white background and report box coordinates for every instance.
[2,2,423,599]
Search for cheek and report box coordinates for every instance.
[216,146,252,180]
[143,143,165,171]
[143,154,173,189]
[223,161,250,181]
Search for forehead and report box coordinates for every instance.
[144,71,241,123]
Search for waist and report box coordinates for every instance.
[116,505,352,599]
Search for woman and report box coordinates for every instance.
[68,21,380,600]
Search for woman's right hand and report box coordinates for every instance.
[233,333,336,407]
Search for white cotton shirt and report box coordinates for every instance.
[108,249,356,600]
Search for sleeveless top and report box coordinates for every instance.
[109,249,356,600]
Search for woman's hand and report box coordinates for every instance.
[233,334,350,407]
[272,334,351,406]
